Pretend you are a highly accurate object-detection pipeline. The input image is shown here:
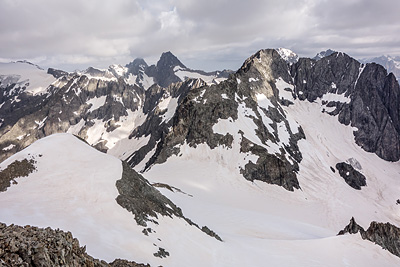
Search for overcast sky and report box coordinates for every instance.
[1,0,399,71]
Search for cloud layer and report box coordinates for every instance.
[1,0,399,71]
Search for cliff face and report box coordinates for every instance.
[292,53,400,161]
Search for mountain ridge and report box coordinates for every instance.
[1,48,400,266]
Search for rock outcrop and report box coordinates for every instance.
[0,158,36,192]
[339,217,400,258]
[116,161,222,241]
[335,162,367,190]
[0,222,149,267]
[116,161,187,227]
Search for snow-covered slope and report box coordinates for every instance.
[174,66,230,85]
[0,133,221,266]
[143,120,400,266]
[0,61,56,96]
[276,48,299,64]
[1,127,400,265]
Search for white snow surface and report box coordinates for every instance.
[276,48,299,64]
[320,92,351,104]
[275,77,294,100]
[140,96,400,266]
[87,95,107,112]
[141,74,155,90]
[175,69,226,85]
[0,134,215,267]
[67,108,147,153]
[2,144,15,151]
[0,62,56,95]
[158,96,178,123]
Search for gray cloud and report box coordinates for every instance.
[0,0,399,71]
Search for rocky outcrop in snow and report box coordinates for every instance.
[0,158,36,192]
[116,161,187,227]
[335,162,367,190]
[117,161,222,241]
[339,217,400,258]
[0,222,149,267]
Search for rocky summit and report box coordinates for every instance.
[1,48,400,266]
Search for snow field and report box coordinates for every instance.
[0,62,56,95]
[0,134,218,266]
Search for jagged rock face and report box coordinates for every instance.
[338,217,364,235]
[126,58,148,76]
[0,73,144,161]
[335,162,367,190]
[0,222,148,267]
[364,221,400,258]
[339,217,400,259]
[146,51,186,88]
[0,52,232,163]
[132,49,305,191]
[276,48,299,65]
[127,79,208,169]
[2,48,399,193]
[292,53,400,161]
[130,48,400,192]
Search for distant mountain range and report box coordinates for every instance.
[313,49,400,83]
[360,55,400,82]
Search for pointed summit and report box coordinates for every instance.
[157,51,186,70]
[126,58,148,75]
[145,51,185,88]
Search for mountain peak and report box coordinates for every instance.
[125,58,148,75]
[157,51,186,69]
[275,48,299,64]
[313,49,336,60]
